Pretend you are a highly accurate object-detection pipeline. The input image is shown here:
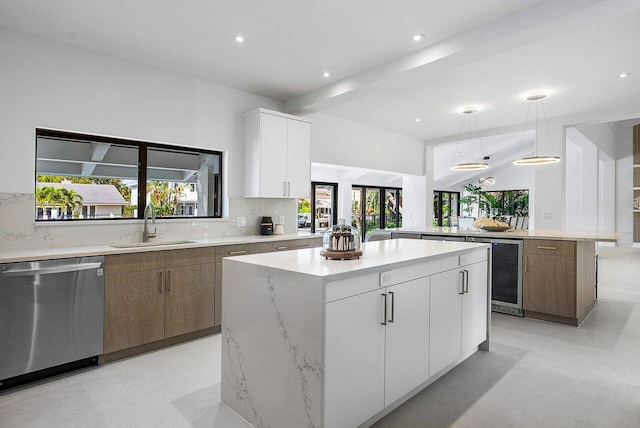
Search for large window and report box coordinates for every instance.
[433,191,460,226]
[479,189,529,217]
[352,186,402,240]
[35,129,222,221]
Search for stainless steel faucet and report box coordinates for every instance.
[143,204,157,242]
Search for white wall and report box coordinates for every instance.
[0,28,302,250]
[575,123,616,160]
[0,27,282,197]
[615,123,637,246]
[307,113,425,176]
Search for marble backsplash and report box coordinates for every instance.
[0,192,297,251]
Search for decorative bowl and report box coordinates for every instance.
[480,225,513,232]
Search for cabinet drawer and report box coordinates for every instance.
[105,252,165,275]
[256,240,297,253]
[297,237,323,249]
[215,243,257,262]
[524,240,575,257]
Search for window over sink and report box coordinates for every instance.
[35,128,223,221]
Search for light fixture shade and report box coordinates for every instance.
[515,93,561,166]
[450,162,489,171]
[479,176,496,187]
[513,156,560,166]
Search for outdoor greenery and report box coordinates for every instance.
[147,181,186,217]
[460,184,482,216]
[298,199,311,214]
[479,190,529,216]
[35,186,83,219]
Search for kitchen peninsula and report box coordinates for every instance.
[391,227,625,326]
[221,239,490,428]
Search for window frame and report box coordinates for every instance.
[352,185,403,240]
[35,128,223,221]
[310,181,339,234]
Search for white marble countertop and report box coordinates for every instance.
[224,239,489,280]
[392,227,626,242]
[0,233,322,264]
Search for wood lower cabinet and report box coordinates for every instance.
[104,248,216,354]
[523,239,595,326]
[164,264,215,338]
[104,269,166,352]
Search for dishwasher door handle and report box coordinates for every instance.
[1,262,102,277]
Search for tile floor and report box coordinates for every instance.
[0,246,638,428]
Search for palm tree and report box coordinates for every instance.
[57,189,83,218]
[35,186,56,218]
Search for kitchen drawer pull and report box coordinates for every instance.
[389,291,395,323]
[537,246,558,250]
[228,250,247,255]
[381,293,387,326]
[167,270,171,292]
[159,271,164,293]
[276,246,288,250]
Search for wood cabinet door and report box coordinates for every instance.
[104,269,165,353]
[384,278,430,406]
[260,112,288,197]
[164,263,215,338]
[429,268,463,377]
[461,261,488,355]
[286,118,311,198]
[325,289,385,428]
[523,254,576,318]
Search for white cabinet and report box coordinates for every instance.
[429,260,488,377]
[384,278,430,405]
[324,289,386,428]
[243,108,311,198]
[462,261,488,354]
[325,277,430,427]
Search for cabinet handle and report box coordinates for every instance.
[159,271,164,293]
[537,246,557,250]
[276,246,288,250]
[283,181,287,197]
[459,271,465,294]
[388,291,395,323]
[464,270,469,293]
[167,269,171,292]
[228,250,247,255]
[381,293,387,326]
[524,255,528,273]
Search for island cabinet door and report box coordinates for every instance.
[384,277,430,406]
[324,289,386,428]
[461,260,488,355]
[429,268,463,377]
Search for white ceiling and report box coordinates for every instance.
[1,0,639,143]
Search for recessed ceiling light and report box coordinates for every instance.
[234,35,245,43]
[415,118,421,123]
[412,34,425,42]
[322,72,331,78]
[618,72,631,79]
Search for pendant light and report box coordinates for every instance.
[514,93,560,165]
[450,107,489,171]
[478,176,495,188]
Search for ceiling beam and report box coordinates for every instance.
[285,0,638,115]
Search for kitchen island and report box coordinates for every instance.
[390,227,625,326]
[221,239,490,428]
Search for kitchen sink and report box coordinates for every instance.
[110,240,196,248]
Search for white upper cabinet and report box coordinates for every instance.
[243,108,311,198]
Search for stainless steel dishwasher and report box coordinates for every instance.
[0,256,104,388]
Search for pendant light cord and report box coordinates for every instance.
[516,101,533,159]
[452,114,468,166]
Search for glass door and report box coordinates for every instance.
[433,191,460,226]
[312,182,338,234]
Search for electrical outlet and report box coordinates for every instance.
[380,271,393,287]
[543,212,552,220]
[237,217,246,227]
